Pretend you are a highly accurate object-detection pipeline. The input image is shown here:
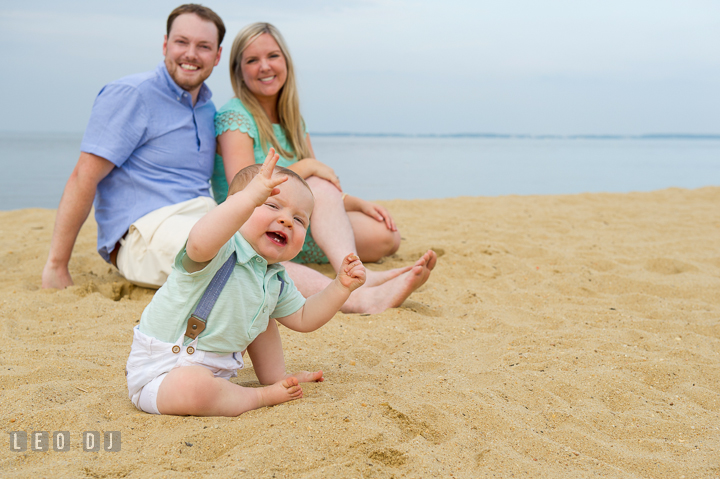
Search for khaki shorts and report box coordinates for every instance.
[116,196,216,288]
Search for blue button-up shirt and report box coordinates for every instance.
[81,62,216,262]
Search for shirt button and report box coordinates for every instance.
[256,257,262,262]
[176,97,180,101]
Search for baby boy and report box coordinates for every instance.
[126,149,366,416]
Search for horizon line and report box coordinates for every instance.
[310,132,720,140]
[1,131,720,140]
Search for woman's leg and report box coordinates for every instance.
[347,211,401,262]
[283,249,437,314]
[303,176,356,272]
[304,176,408,286]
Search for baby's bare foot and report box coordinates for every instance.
[258,377,303,408]
[288,370,324,383]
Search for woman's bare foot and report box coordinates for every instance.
[422,250,438,271]
[364,265,413,287]
[363,250,437,287]
[287,370,324,383]
[257,377,303,408]
[342,250,436,314]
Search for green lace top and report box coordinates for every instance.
[212,98,327,264]
[212,98,301,203]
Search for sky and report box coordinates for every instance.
[2,0,719,136]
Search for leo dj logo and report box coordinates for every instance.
[9,431,121,452]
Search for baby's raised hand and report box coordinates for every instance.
[246,148,288,205]
[336,254,366,292]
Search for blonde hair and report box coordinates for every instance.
[229,23,311,160]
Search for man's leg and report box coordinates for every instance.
[116,197,216,288]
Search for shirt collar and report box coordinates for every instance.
[232,232,283,273]
[156,61,213,107]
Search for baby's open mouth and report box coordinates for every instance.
[266,231,287,246]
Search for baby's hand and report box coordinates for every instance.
[246,148,288,206]
[336,254,366,292]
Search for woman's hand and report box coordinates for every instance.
[296,158,341,191]
[346,196,397,232]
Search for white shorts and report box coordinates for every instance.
[126,326,244,415]
[116,196,217,288]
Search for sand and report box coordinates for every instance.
[1,187,719,478]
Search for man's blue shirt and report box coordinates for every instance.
[80,62,216,262]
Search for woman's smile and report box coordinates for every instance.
[240,33,288,101]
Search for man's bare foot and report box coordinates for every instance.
[287,370,324,383]
[257,377,303,408]
[342,250,436,314]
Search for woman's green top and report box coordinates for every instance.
[212,98,300,203]
[213,98,327,264]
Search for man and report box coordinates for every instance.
[42,4,224,289]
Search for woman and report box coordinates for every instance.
[213,22,435,314]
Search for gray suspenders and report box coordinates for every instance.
[184,252,237,342]
[180,251,287,353]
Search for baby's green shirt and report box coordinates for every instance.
[139,232,306,354]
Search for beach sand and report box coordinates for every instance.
[1,187,719,478]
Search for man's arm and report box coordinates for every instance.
[42,152,115,289]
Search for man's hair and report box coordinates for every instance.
[167,4,226,46]
[228,164,312,199]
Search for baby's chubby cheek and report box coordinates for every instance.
[289,231,307,255]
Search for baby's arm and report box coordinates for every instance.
[184,149,284,271]
[276,254,366,332]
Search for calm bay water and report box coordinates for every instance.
[1,132,718,211]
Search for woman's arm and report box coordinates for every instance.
[342,195,397,232]
[217,130,257,184]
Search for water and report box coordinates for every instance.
[1,132,718,210]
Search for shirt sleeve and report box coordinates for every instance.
[214,103,258,140]
[270,270,306,319]
[174,240,234,279]
[80,83,149,167]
